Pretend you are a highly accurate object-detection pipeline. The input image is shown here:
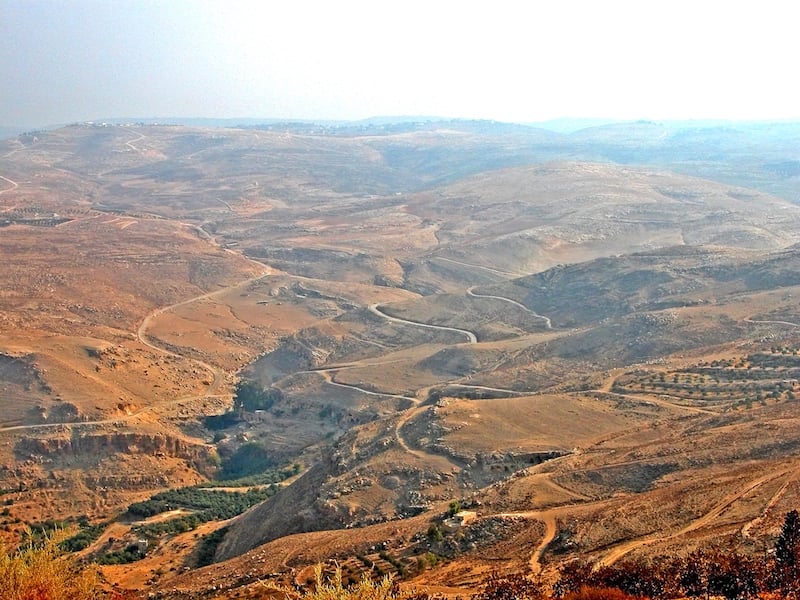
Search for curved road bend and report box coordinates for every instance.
[531,512,558,574]
[316,370,418,403]
[0,175,19,194]
[745,318,800,328]
[136,267,272,391]
[467,287,552,329]
[0,390,233,434]
[443,383,528,396]
[368,303,477,344]
[496,496,611,575]
[0,193,272,433]
[742,465,800,538]
[124,132,146,152]
[0,269,272,435]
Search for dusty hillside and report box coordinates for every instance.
[214,245,800,571]
[2,123,800,597]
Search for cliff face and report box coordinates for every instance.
[15,431,218,474]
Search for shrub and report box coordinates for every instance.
[296,565,409,600]
[128,486,275,520]
[473,572,541,600]
[95,544,144,566]
[233,382,283,412]
[562,587,641,600]
[59,522,108,552]
[195,526,229,567]
[220,442,277,479]
[0,533,102,599]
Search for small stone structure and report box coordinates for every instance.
[442,510,478,533]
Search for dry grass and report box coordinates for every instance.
[0,533,102,600]
[295,565,403,600]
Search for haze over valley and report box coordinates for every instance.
[5,1,800,597]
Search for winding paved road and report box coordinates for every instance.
[467,287,552,329]
[136,268,271,395]
[315,370,418,403]
[368,303,477,343]
[443,383,528,396]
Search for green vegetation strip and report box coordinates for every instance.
[130,486,276,537]
[26,516,111,553]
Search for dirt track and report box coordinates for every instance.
[596,467,793,566]
[0,174,18,194]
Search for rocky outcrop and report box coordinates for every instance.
[15,432,217,473]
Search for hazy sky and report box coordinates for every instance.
[2,0,799,127]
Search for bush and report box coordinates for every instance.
[128,486,275,520]
[473,572,541,600]
[195,526,228,567]
[296,565,412,600]
[60,522,108,552]
[562,587,641,600]
[0,533,102,599]
[127,486,277,543]
[95,544,144,566]
[233,382,283,412]
[204,411,240,431]
[220,442,277,479]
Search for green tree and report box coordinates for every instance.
[773,509,800,595]
[233,381,283,412]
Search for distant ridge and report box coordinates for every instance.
[7,116,800,137]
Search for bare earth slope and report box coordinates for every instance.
[2,124,800,597]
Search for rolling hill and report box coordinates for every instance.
[2,120,800,597]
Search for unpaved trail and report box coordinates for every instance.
[0,174,18,194]
[530,512,558,574]
[432,256,527,278]
[392,403,461,472]
[495,497,613,575]
[597,467,792,566]
[1,264,272,434]
[592,369,717,415]
[443,383,529,396]
[745,318,800,328]
[369,303,477,343]
[136,267,272,394]
[124,132,146,152]
[596,389,717,415]
[742,465,800,537]
[394,404,430,460]
[0,388,230,434]
[467,287,552,329]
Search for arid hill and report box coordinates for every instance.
[2,122,800,597]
